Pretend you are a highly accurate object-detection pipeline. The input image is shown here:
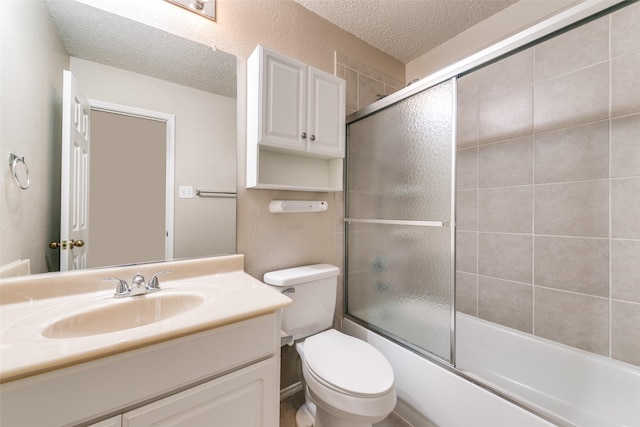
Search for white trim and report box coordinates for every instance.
[88,99,175,261]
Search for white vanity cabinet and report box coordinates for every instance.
[87,360,276,427]
[123,359,276,426]
[247,45,346,191]
[1,314,280,427]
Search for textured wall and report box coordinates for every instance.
[0,1,69,274]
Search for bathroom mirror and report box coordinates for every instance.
[0,0,237,277]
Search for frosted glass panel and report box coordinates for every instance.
[346,222,452,360]
[345,79,455,363]
[347,81,454,221]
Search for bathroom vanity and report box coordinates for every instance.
[0,255,291,427]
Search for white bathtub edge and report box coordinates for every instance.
[343,318,556,427]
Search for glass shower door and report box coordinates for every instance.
[345,79,456,363]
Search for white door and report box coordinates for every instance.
[60,70,90,271]
[308,67,345,158]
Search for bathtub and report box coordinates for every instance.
[343,313,640,427]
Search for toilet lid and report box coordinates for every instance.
[303,330,394,397]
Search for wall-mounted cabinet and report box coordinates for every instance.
[247,45,345,192]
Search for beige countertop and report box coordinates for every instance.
[0,255,290,383]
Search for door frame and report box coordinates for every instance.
[89,99,176,261]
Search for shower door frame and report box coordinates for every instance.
[342,0,629,424]
[344,78,458,366]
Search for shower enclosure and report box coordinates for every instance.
[345,79,456,363]
[344,1,640,425]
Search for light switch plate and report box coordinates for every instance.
[179,186,194,199]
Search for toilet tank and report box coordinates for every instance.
[263,264,339,340]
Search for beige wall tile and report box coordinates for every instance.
[383,84,398,96]
[344,67,358,112]
[611,1,640,58]
[358,73,385,109]
[456,272,477,316]
[457,73,478,109]
[533,63,609,133]
[478,186,533,233]
[479,86,533,144]
[456,231,477,274]
[456,190,477,231]
[478,276,533,333]
[534,236,609,297]
[612,177,640,239]
[447,1,640,366]
[611,300,640,365]
[457,104,478,149]
[535,288,609,356]
[478,233,532,283]
[456,147,477,190]
[534,121,609,184]
[479,48,533,101]
[611,239,640,303]
[478,136,533,187]
[534,180,609,237]
[612,50,640,118]
[611,114,640,178]
[534,17,608,83]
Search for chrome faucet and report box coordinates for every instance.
[104,270,172,298]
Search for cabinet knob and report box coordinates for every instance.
[301,132,307,139]
[310,135,316,141]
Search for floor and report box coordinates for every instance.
[280,390,413,427]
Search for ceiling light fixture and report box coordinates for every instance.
[164,0,215,21]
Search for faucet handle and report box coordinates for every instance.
[147,270,172,291]
[131,273,145,288]
[103,277,130,297]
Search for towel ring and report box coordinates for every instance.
[9,153,30,190]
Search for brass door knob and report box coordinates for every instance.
[49,239,85,249]
[70,239,85,248]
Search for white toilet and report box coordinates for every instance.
[264,264,396,427]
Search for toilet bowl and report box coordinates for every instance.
[296,329,396,427]
[263,265,396,427]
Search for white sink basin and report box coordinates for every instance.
[0,255,292,383]
[42,293,205,339]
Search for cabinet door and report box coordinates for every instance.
[260,48,307,152]
[308,67,346,158]
[122,359,278,427]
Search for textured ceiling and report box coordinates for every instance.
[294,0,518,63]
[46,0,237,98]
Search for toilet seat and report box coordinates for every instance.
[303,329,394,397]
